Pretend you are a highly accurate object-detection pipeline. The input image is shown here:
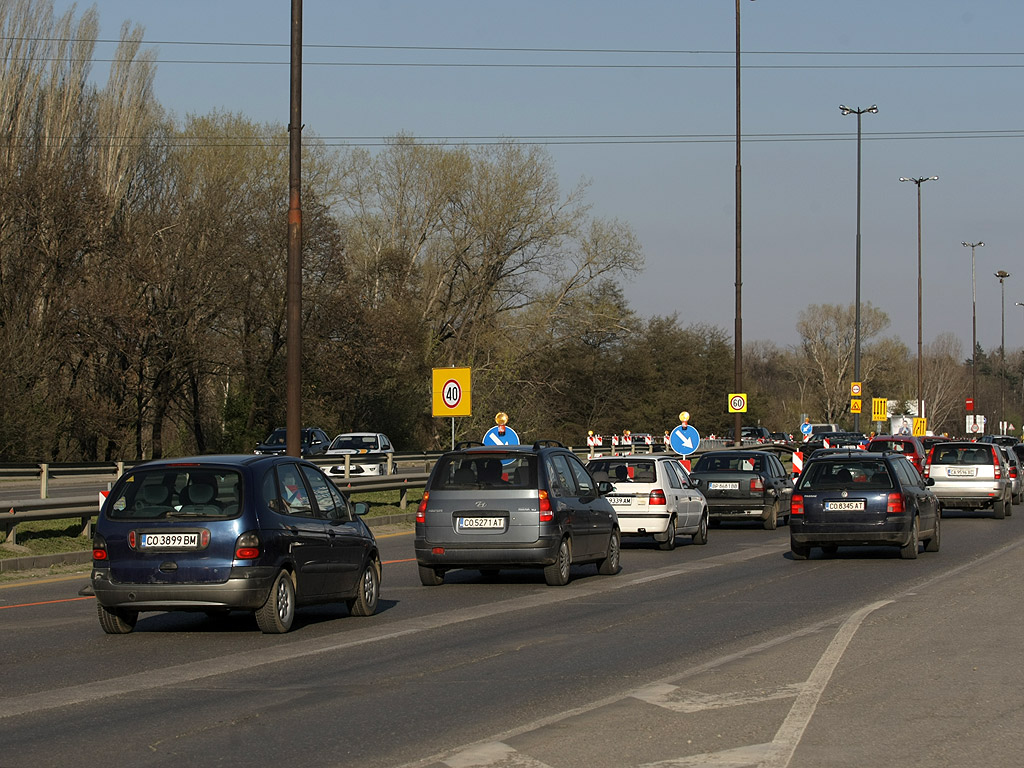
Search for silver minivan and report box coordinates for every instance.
[924,441,1012,518]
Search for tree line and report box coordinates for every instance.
[1,2,1018,462]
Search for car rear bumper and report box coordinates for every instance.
[930,486,1003,509]
[615,511,671,535]
[414,534,562,568]
[706,500,770,520]
[790,517,912,547]
[91,565,277,611]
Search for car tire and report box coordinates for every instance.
[924,511,941,553]
[544,537,572,586]
[900,516,920,560]
[347,560,380,616]
[657,516,677,551]
[418,564,445,586]
[692,511,709,545]
[790,540,811,560]
[993,497,1007,519]
[97,603,137,634]
[763,500,779,531]
[256,569,296,633]
[598,530,621,575]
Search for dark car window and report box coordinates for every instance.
[797,460,893,490]
[546,454,578,497]
[301,465,346,519]
[430,454,536,489]
[664,461,682,489]
[566,454,596,496]
[693,454,762,472]
[107,467,241,520]
[273,463,317,518]
[892,458,921,487]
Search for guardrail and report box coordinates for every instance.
[0,439,794,546]
[1,472,432,547]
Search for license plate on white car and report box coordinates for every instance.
[457,517,505,530]
[709,482,739,490]
[824,500,865,511]
[947,467,977,477]
[140,532,200,549]
[607,496,632,505]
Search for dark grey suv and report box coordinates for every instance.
[91,454,381,634]
[415,441,621,586]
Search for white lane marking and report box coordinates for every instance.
[0,542,784,720]
[445,741,553,768]
[633,682,807,713]
[639,600,892,768]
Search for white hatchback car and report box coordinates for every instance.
[324,432,396,477]
[586,455,708,549]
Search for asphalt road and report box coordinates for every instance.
[2,511,1022,767]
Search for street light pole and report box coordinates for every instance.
[840,104,877,433]
[899,175,938,421]
[996,270,1011,434]
[963,241,984,411]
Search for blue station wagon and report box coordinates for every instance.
[91,454,381,633]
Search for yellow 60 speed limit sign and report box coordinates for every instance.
[728,393,748,413]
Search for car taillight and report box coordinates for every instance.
[649,489,667,506]
[92,533,108,561]
[923,462,931,479]
[992,448,1002,479]
[750,476,764,492]
[234,531,260,560]
[127,530,137,548]
[886,493,905,515]
[791,494,804,515]
[416,491,429,522]
[539,490,553,521]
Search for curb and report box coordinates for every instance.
[0,512,417,574]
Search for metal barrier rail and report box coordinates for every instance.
[1,473,432,547]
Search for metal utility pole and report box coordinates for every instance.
[840,104,877,433]
[733,1,754,447]
[899,175,938,420]
[963,241,983,410]
[996,270,1011,433]
[286,0,303,457]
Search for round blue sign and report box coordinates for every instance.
[669,425,701,456]
[800,422,813,437]
[484,425,520,448]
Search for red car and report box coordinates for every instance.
[866,434,928,474]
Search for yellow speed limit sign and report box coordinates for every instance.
[432,367,472,417]
[728,393,748,413]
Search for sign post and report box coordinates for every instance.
[432,367,472,449]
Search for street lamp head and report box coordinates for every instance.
[996,270,1011,281]
[839,105,850,114]
[899,177,910,182]
[868,105,878,113]
[962,241,984,248]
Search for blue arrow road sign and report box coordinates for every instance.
[484,425,520,448]
[800,422,813,437]
[669,425,700,456]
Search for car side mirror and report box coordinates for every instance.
[925,477,935,487]
[597,480,614,496]
[353,501,370,516]
[690,477,701,488]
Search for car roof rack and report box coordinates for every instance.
[532,439,565,449]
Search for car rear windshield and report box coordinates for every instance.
[587,459,656,483]
[106,467,243,520]
[931,445,995,465]
[430,454,538,490]
[868,440,914,454]
[692,454,764,473]
[798,460,893,490]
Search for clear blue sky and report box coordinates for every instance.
[54,1,1024,354]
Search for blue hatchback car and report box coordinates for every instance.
[91,454,381,633]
